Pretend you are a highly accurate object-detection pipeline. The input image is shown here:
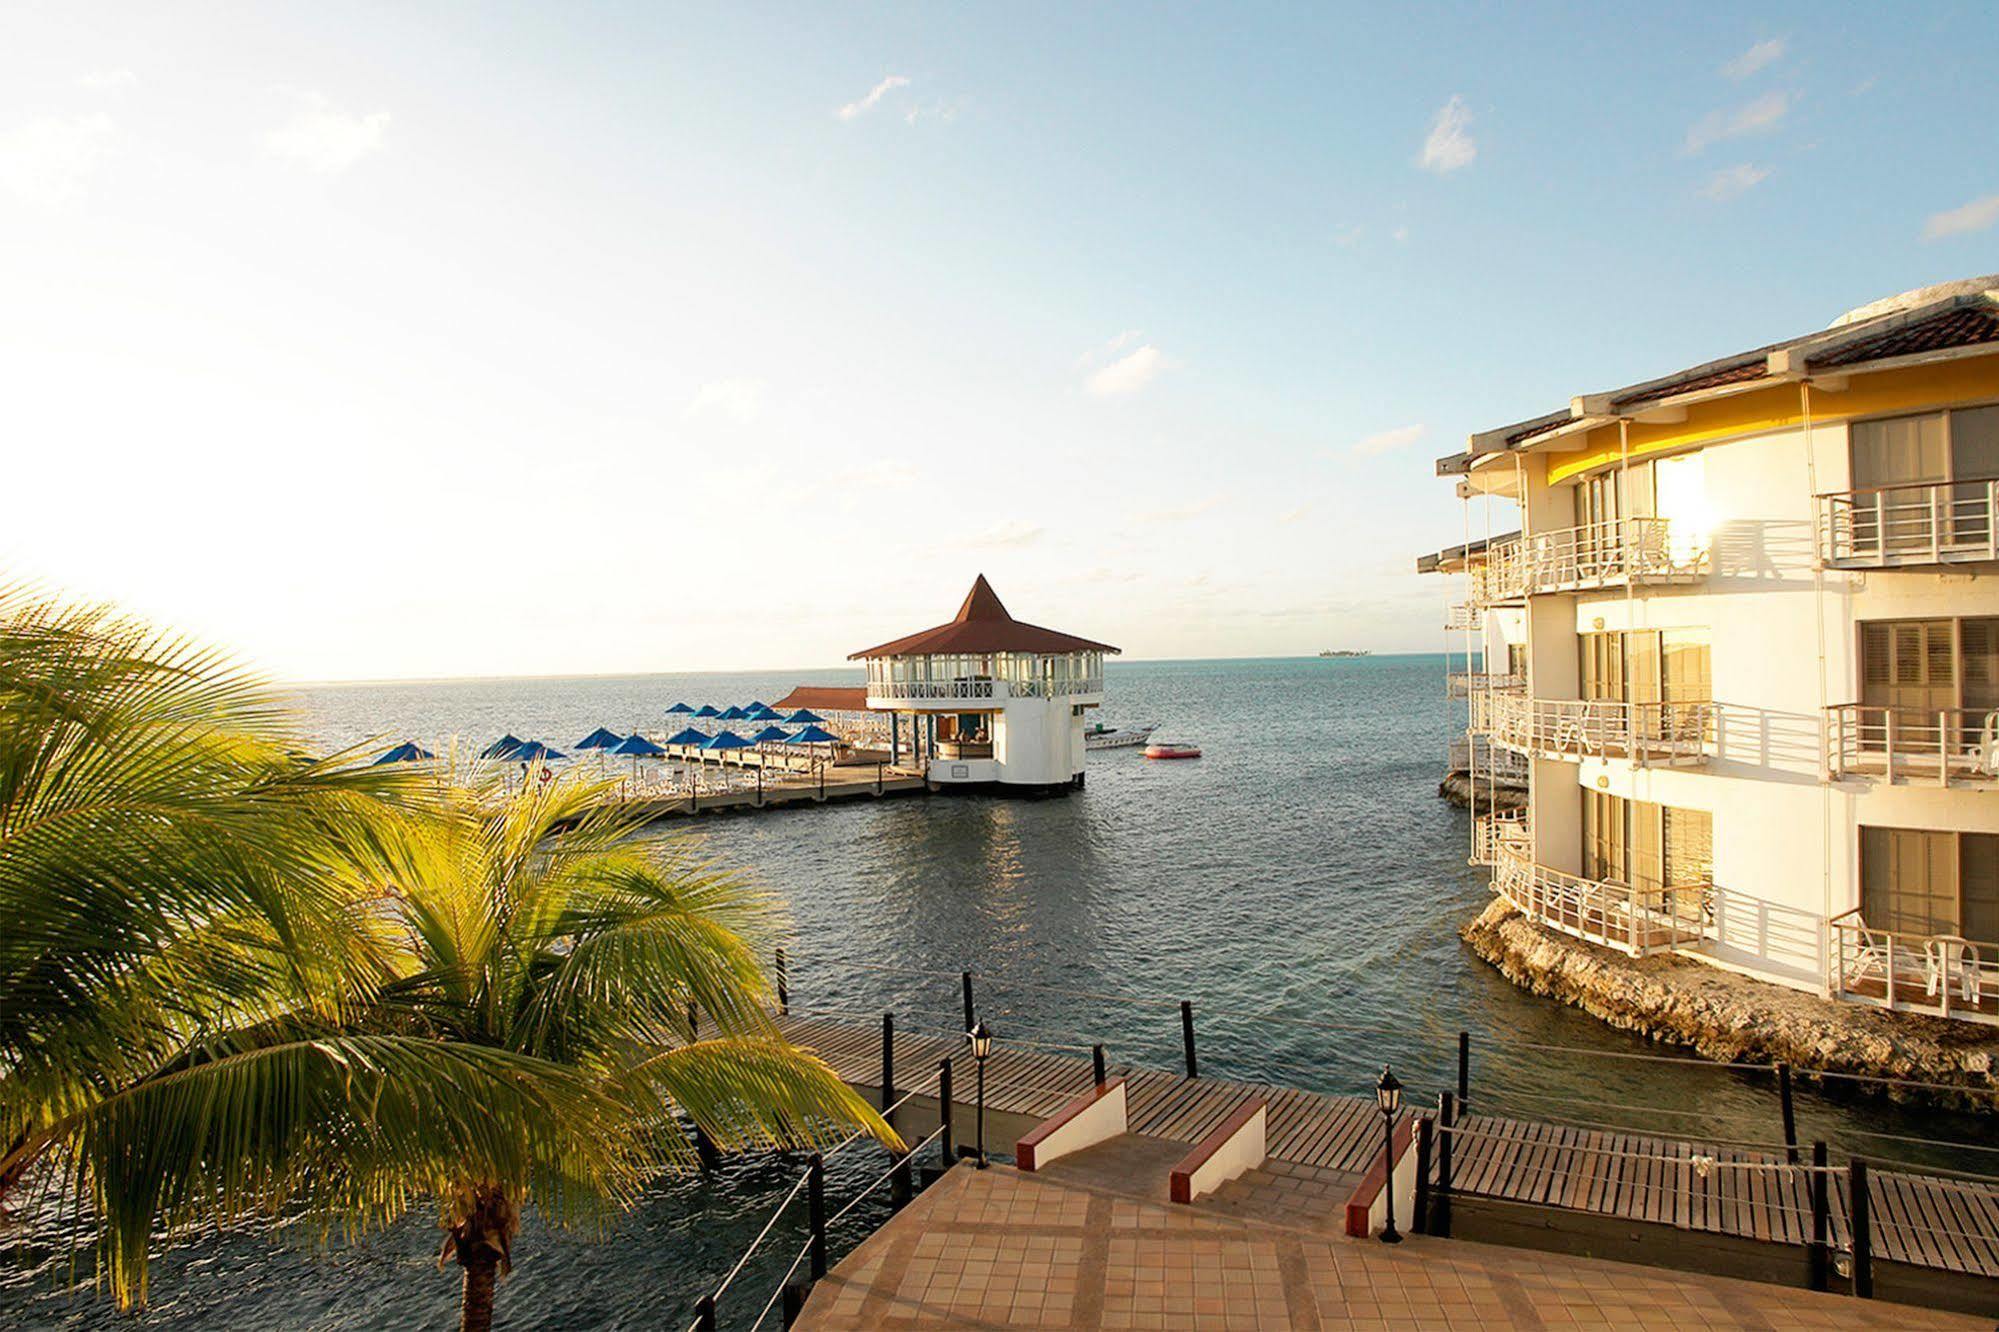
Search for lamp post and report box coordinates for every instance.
[969,1021,993,1169]
[1376,1065,1403,1244]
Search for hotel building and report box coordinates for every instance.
[1421,276,1999,1023]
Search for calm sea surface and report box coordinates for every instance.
[5,655,1987,1329]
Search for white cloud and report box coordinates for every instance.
[963,520,1045,548]
[1683,91,1789,154]
[1352,423,1426,457]
[683,378,767,424]
[1721,38,1786,81]
[265,91,391,173]
[837,75,910,122]
[77,68,137,91]
[1699,163,1771,201]
[829,459,919,490]
[1087,344,1167,397]
[1924,193,1999,240]
[0,113,113,207]
[1418,96,1476,173]
[1131,496,1223,525]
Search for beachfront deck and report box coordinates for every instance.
[773,1012,1999,1307]
[794,1155,1982,1331]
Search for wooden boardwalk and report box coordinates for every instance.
[777,1013,1999,1282]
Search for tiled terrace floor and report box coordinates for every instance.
[797,1158,1985,1331]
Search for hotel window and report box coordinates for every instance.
[1859,617,1999,747]
[1861,828,1999,942]
[1850,406,1999,551]
[1583,791,1712,896]
[1580,628,1712,737]
[1569,450,1709,565]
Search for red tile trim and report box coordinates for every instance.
[1343,1115,1416,1237]
[1014,1077,1126,1172]
[1168,1098,1267,1205]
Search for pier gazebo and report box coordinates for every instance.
[853,575,1117,792]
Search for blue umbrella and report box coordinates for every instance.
[481,734,526,760]
[693,705,720,719]
[512,741,566,762]
[785,709,825,724]
[665,702,695,715]
[576,727,624,750]
[372,741,434,764]
[609,734,667,757]
[787,724,840,745]
[747,706,783,722]
[702,730,754,751]
[748,725,792,744]
[665,727,711,746]
[746,700,770,712]
[717,706,748,722]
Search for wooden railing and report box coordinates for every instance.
[1825,704,1999,787]
[1473,692,1713,765]
[1447,671,1525,698]
[1830,910,1999,1025]
[1491,839,1707,957]
[1818,478,1999,568]
[1472,517,1705,603]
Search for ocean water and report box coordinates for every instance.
[4,655,1987,1329]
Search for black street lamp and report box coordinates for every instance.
[1376,1065,1404,1244]
[969,1021,994,1169]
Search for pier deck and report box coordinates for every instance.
[778,1013,1999,1287]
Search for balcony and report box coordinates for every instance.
[1472,518,1706,603]
[1831,910,1998,1025]
[1444,601,1483,632]
[1825,704,1999,787]
[1449,732,1529,785]
[1818,479,1999,569]
[1470,811,1530,867]
[866,676,1103,706]
[1490,838,1707,957]
[1446,671,1525,698]
[933,739,994,760]
[1473,692,1713,766]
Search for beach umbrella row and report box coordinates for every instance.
[665,702,825,724]
[372,741,435,765]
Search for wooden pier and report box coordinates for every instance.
[774,1011,1999,1301]
[583,764,926,820]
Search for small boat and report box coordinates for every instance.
[1085,722,1158,751]
[1143,741,1202,760]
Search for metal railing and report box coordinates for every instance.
[1446,671,1525,698]
[1472,517,1705,603]
[867,678,999,701]
[1445,601,1483,631]
[1448,733,1529,784]
[1818,478,1999,568]
[933,740,994,760]
[1824,704,1999,787]
[1830,910,1999,1026]
[1471,811,1530,868]
[1473,691,1714,765]
[1491,839,1708,957]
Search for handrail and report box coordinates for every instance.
[1446,671,1525,698]
[1817,477,1999,567]
[1830,911,1997,1023]
[1824,703,1999,786]
[1473,516,1705,603]
[1474,691,1713,764]
[1491,838,1707,957]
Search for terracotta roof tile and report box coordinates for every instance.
[1613,358,1769,409]
[771,685,870,713]
[849,576,1119,659]
[1808,305,1999,369]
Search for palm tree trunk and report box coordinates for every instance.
[459,1252,499,1332]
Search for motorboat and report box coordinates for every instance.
[1085,722,1158,751]
[1143,741,1202,760]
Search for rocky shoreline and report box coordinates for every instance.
[1438,770,1528,813]
[1461,896,1999,1109]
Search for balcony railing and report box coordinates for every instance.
[934,740,994,760]
[1473,692,1713,765]
[1831,910,1998,1025]
[1449,732,1529,784]
[1818,479,1999,568]
[1472,517,1706,603]
[869,678,999,701]
[1825,704,1999,787]
[1447,671,1525,698]
[1445,601,1483,631]
[1470,810,1530,867]
[1491,839,1707,957]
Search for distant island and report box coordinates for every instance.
[1318,649,1370,658]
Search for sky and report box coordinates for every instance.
[2,3,1996,681]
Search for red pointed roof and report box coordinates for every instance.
[849,576,1120,659]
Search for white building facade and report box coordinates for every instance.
[853,576,1114,792]
[1424,278,1999,1023]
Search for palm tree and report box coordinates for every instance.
[374,772,896,1331]
[0,584,895,1328]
